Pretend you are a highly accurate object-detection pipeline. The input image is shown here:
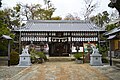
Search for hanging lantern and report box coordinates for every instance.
[28,37,29,41]
[21,37,23,41]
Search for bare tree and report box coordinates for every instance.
[64,13,80,20]
[43,0,52,9]
[83,0,98,20]
[20,4,42,20]
[110,10,119,20]
[17,3,55,20]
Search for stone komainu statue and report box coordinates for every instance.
[108,0,120,16]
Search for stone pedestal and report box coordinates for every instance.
[90,48,103,66]
[75,59,83,64]
[18,48,31,66]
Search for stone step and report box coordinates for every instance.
[116,64,120,68]
[48,57,75,62]
[0,61,8,66]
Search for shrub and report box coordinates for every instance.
[30,48,48,63]
[30,49,37,63]
[74,52,82,60]
[102,57,108,63]
[10,50,19,65]
[35,52,46,63]
[36,52,46,59]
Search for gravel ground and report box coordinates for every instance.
[10,62,109,80]
[0,62,120,80]
[0,66,26,80]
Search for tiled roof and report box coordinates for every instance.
[14,20,104,32]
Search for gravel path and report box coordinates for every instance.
[10,62,109,80]
[0,66,25,80]
[1,62,120,80]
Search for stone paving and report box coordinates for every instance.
[10,62,110,80]
[93,65,120,80]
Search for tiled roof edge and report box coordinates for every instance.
[27,20,90,23]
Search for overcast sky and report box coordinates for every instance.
[2,0,112,19]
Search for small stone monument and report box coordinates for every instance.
[18,46,31,66]
[90,47,103,66]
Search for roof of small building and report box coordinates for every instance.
[14,20,105,32]
[107,35,116,40]
[1,35,12,40]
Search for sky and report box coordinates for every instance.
[2,0,112,19]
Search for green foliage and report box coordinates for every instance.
[30,49,36,62]
[0,9,12,29]
[90,11,110,27]
[10,50,19,65]
[0,2,56,29]
[0,41,7,51]
[0,12,14,50]
[99,45,108,56]
[98,43,108,63]
[51,16,62,20]
[36,52,47,60]
[106,24,117,31]
[0,9,17,35]
[74,52,83,60]
[13,3,56,20]
[0,10,15,51]
[102,57,108,63]
[30,48,47,63]
[102,11,110,23]
[34,5,55,20]
[13,4,21,12]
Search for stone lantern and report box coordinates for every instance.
[18,47,31,66]
[90,47,103,66]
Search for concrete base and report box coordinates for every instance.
[90,62,103,66]
[18,61,31,66]
[90,56,103,66]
